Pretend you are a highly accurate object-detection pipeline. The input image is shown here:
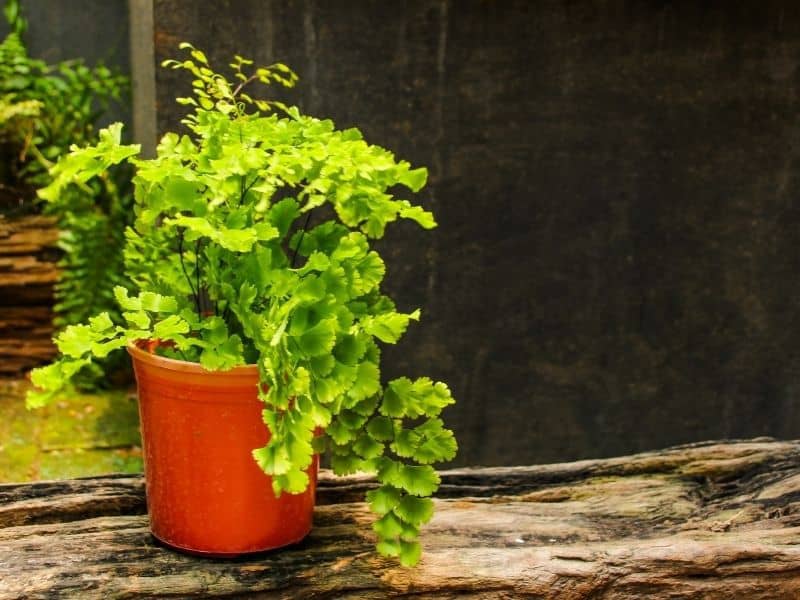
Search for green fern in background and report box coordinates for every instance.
[0,0,132,385]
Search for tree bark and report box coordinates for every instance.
[1,439,799,599]
[0,215,59,374]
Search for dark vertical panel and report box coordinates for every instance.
[152,0,800,466]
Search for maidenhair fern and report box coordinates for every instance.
[27,43,457,567]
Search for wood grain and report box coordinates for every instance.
[1,439,798,598]
[0,215,59,374]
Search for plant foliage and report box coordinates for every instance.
[0,0,131,377]
[27,43,457,567]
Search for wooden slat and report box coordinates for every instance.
[0,214,58,373]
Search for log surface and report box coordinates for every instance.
[1,438,799,599]
[0,215,59,374]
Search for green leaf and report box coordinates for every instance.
[373,511,404,539]
[391,428,420,458]
[55,324,95,358]
[273,468,310,495]
[398,201,436,229]
[415,419,458,464]
[88,313,115,332]
[366,485,402,515]
[394,496,434,525]
[332,334,366,365]
[376,539,401,558]
[354,252,385,294]
[169,215,258,252]
[347,360,380,401]
[292,318,337,357]
[123,311,150,329]
[165,177,204,212]
[338,409,368,430]
[200,334,244,370]
[397,464,440,497]
[350,393,380,417]
[366,416,394,441]
[331,452,363,475]
[296,251,330,274]
[90,337,127,358]
[361,309,420,344]
[267,197,300,236]
[152,315,190,339]
[352,432,384,459]
[114,286,140,311]
[294,275,326,304]
[326,418,356,445]
[397,165,428,192]
[252,444,291,475]
[398,540,422,567]
[380,382,406,418]
[381,377,455,419]
[309,354,335,377]
[139,292,178,313]
[314,360,358,404]
[26,358,90,408]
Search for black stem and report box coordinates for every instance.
[195,240,203,319]
[177,229,200,316]
[291,210,313,268]
[239,176,259,206]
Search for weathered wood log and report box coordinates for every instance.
[0,214,59,374]
[1,438,799,598]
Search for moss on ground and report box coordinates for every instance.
[0,379,142,483]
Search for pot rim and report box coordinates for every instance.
[126,339,258,376]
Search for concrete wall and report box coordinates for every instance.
[0,0,131,129]
[155,1,800,466]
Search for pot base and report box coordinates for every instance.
[150,524,313,559]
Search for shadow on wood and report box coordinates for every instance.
[1,439,798,598]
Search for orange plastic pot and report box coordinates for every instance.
[128,341,317,557]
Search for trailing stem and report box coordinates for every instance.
[177,228,200,317]
[291,210,313,268]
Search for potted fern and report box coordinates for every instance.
[27,44,457,567]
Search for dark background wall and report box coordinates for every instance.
[153,0,800,467]
[0,0,131,129]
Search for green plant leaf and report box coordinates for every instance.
[292,318,337,357]
[397,464,440,497]
[361,309,420,344]
[397,165,427,192]
[366,415,394,441]
[200,334,244,370]
[352,432,384,459]
[152,314,190,339]
[267,197,300,236]
[394,495,434,525]
[139,292,178,313]
[376,539,401,558]
[331,451,363,475]
[398,540,422,567]
[273,468,310,495]
[347,360,380,402]
[372,511,404,539]
[366,485,402,515]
